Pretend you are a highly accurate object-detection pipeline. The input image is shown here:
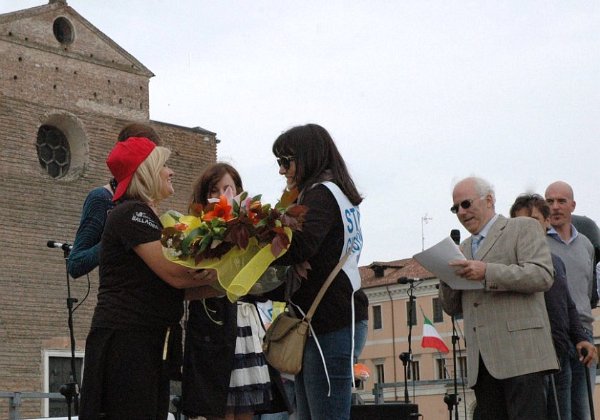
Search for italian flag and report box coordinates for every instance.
[421,314,449,353]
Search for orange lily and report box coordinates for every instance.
[202,195,234,222]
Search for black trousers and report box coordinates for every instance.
[473,356,548,420]
[79,328,171,420]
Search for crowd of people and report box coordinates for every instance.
[69,123,364,420]
[443,176,598,420]
[67,120,599,420]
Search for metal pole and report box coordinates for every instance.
[421,215,432,251]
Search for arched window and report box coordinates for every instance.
[36,124,71,178]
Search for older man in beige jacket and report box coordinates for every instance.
[440,176,558,420]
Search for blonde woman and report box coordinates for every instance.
[79,137,216,420]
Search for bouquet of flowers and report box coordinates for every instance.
[160,188,307,302]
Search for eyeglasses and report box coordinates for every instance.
[276,155,295,170]
[450,196,485,214]
[450,199,474,214]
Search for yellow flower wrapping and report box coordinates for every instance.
[160,211,291,302]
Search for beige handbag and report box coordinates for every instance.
[262,249,352,374]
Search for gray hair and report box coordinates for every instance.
[455,176,496,204]
[472,176,495,199]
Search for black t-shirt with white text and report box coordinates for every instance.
[92,200,184,330]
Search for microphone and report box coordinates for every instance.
[47,240,73,251]
[398,277,419,284]
[450,229,461,245]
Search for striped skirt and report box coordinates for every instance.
[226,302,273,414]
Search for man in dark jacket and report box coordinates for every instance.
[511,194,597,420]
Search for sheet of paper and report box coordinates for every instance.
[413,236,484,290]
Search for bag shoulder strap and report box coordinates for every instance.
[304,245,353,323]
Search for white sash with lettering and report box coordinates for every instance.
[322,181,364,391]
[292,182,364,395]
[321,181,362,291]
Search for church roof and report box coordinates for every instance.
[0,1,154,77]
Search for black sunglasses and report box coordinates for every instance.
[276,155,295,169]
[450,198,475,214]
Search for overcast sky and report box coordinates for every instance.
[3,1,599,265]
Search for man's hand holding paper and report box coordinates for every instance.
[448,259,486,282]
[413,236,484,290]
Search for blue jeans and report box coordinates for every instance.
[546,347,574,420]
[353,319,368,363]
[257,378,296,420]
[546,339,596,420]
[571,329,596,420]
[584,328,597,396]
[296,325,353,420]
[571,348,591,420]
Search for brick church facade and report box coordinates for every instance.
[0,1,216,417]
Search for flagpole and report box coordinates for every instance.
[421,214,432,251]
[384,284,399,401]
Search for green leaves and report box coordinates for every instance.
[161,190,308,264]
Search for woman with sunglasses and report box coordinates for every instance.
[270,124,368,420]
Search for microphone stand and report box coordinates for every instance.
[443,315,460,420]
[58,247,79,419]
[443,230,462,420]
[399,281,416,404]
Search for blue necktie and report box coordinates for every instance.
[471,235,483,256]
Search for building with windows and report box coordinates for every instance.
[3,2,600,419]
[0,2,215,418]
[356,258,600,419]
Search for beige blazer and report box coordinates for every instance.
[440,215,558,388]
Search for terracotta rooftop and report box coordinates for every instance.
[359,258,435,289]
